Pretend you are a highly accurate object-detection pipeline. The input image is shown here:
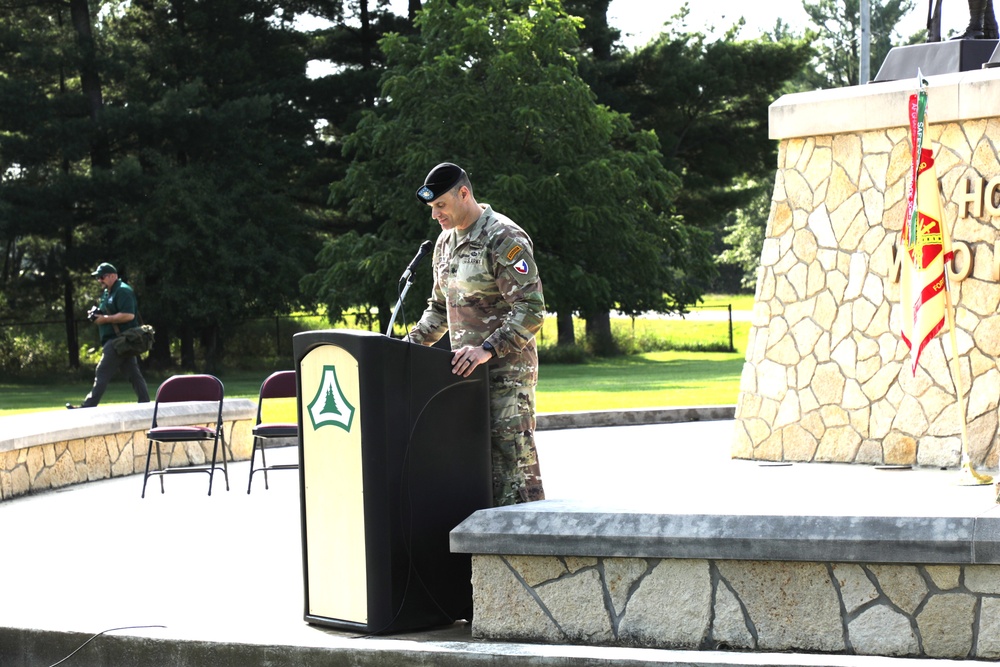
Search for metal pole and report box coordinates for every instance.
[385,281,415,337]
[728,304,734,353]
[861,0,871,83]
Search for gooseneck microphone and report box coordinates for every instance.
[387,240,433,337]
[400,240,433,283]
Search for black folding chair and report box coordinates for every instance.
[141,374,229,497]
[247,370,299,493]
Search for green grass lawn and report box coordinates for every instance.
[0,296,753,417]
[699,293,755,310]
[536,350,745,413]
[0,371,271,416]
[0,348,748,417]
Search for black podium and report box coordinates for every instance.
[293,329,491,633]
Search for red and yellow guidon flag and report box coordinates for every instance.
[900,84,951,375]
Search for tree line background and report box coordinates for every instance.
[0,0,919,375]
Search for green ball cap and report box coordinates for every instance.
[91,262,117,277]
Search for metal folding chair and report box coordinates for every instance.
[141,374,229,497]
[247,370,299,493]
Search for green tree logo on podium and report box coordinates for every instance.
[307,365,356,432]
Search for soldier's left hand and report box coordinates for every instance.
[451,345,491,377]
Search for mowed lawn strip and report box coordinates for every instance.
[1,306,752,417]
[536,350,745,413]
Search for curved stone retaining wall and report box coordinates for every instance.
[736,69,1000,468]
[0,403,729,501]
[0,402,254,501]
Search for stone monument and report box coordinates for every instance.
[735,68,1000,470]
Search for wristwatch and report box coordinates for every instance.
[482,341,497,358]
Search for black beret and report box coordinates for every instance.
[416,163,467,203]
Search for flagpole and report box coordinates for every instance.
[943,275,992,486]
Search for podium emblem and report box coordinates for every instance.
[307,365,356,432]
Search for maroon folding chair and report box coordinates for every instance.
[247,370,299,493]
[141,374,229,497]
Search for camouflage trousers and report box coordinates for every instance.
[489,371,544,506]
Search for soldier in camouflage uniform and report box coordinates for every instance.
[407,163,545,506]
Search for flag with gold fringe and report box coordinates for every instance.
[899,76,992,487]
[900,80,951,376]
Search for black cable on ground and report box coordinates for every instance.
[48,625,166,667]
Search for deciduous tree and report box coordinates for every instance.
[802,0,918,89]
[605,27,813,259]
[304,0,715,349]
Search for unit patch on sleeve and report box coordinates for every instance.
[496,236,537,283]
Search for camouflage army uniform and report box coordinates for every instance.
[408,204,545,506]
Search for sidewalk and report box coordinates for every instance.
[1,419,997,667]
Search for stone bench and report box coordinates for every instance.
[0,400,255,501]
[452,493,1000,659]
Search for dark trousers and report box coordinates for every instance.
[82,339,150,407]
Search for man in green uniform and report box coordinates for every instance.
[407,163,545,506]
[67,262,150,409]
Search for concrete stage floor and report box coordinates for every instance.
[2,419,999,667]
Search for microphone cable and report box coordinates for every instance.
[46,625,166,667]
[393,275,408,339]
